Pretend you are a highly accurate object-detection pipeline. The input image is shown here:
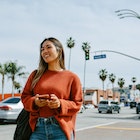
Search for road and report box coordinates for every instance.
[0,107,140,140]
[76,107,140,140]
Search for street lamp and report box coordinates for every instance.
[115,9,140,20]
[131,77,137,101]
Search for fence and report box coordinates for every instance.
[0,93,21,101]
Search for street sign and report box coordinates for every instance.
[94,54,106,59]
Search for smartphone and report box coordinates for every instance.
[38,94,50,100]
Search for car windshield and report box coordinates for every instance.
[111,102,118,105]
[2,98,20,104]
[100,101,108,104]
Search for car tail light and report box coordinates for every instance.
[0,106,12,110]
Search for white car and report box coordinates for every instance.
[98,100,120,114]
[85,104,95,109]
[78,105,85,113]
[0,97,23,123]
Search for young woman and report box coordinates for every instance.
[21,37,83,140]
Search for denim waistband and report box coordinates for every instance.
[37,117,58,125]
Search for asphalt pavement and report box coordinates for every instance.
[76,107,140,140]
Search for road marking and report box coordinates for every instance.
[76,121,118,132]
[96,126,140,131]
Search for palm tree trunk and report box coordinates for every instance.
[103,81,104,91]
[83,60,87,104]
[112,83,115,100]
[12,85,14,97]
[12,80,14,97]
[2,76,4,100]
[68,48,71,70]
[102,81,106,99]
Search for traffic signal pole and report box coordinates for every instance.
[93,50,140,61]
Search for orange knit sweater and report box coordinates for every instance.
[21,70,83,140]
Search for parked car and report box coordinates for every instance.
[136,102,140,114]
[98,100,120,114]
[130,101,137,109]
[78,105,85,113]
[85,104,94,109]
[0,97,23,123]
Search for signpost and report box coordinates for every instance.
[94,54,106,59]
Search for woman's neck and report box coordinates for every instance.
[48,65,63,72]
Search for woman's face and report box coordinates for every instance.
[41,40,59,64]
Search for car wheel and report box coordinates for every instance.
[98,111,101,113]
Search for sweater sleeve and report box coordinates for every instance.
[21,70,39,113]
[56,74,83,116]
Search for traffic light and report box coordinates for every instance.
[85,50,90,60]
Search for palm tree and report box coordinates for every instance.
[14,81,22,93]
[117,78,125,95]
[0,62,9,100]
[109,73,116,94]
[66,37,75,70]
[6,61,27,96]
[136,84,140,91]
[99,69,108,91]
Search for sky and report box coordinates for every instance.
[0,0,140,93]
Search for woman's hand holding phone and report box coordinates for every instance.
[34,94,49,107]
[38,94,50,100]
[35,94,60,109]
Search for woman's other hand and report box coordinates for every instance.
[47,94,61,109]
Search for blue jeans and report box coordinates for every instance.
[30,117,74,140]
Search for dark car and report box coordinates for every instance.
[136,102,140,114]
[130,101,137,109]
[98,100,120,114]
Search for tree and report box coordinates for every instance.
[66,37,75,70]
[117,78,125,95]
[136,84,140,91]
[14,81,22,93]
[99,69,108,91]
[0,62,9,100]
[6,61,28,96]
[109,73,116,94]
